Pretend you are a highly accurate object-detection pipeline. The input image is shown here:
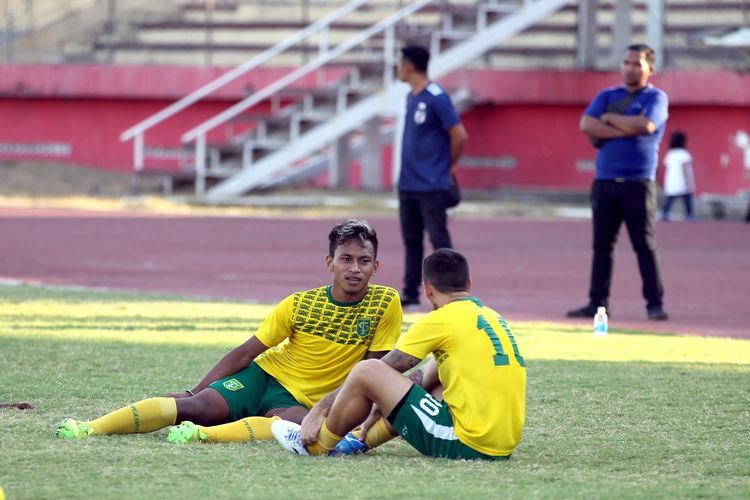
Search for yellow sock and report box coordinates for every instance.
[88,397,176,435]
[307,419,343,456]
[198,416,280,443]
[354,418,397,450]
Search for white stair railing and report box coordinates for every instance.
[181,0,435,194]
[206,0,571,197]
[120,0,571,196]
[118,0,372,174]
[434,0,570,77]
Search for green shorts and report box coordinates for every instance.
[208,362,302,421]
[388,384,510,461]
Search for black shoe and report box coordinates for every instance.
[566,303,606,318]
[400,296,420,311]
[647,306,668,321]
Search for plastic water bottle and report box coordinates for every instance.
[593,306,608,338]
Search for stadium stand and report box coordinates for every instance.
[2,1,749,200]
[5,1,747,70]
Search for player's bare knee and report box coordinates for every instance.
[350,358,385,385]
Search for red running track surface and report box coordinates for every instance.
[0,207,747,339]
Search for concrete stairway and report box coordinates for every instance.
[186,0,572,197]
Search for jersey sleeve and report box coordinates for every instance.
[253,294,295,347]
[367,292,403,352]
[433,94,461,131]
[643,90,668,129]
[394,315,448,360]
[583,89,608,118]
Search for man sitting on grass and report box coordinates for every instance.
[56,219,402,444]
[273,248,526,460]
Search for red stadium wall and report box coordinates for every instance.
[440,69,750,196]
[1,65,749,196]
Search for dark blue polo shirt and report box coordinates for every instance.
[584,84,668,180]
[399,82,460,192]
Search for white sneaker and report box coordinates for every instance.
[271,420,310,456]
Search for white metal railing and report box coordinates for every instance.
[204,0,570,197]
[120,0,564,195]
[119,0,373,172]
[181,0,435,191]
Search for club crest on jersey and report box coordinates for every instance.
[356,318,372,337]
[413,102,427,124]
[223,378,245,391]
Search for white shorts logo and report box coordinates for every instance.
[410,404,458,441]
[418,393,442,416]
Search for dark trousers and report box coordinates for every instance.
[399,191,452,299]
[589,179,664,309]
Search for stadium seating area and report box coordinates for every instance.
[3,0,750,70]
[2,1,749,200]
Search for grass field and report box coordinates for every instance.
[1,285,749,499]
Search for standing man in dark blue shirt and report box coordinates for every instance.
[397,45,468,310]
[568,44,669,321]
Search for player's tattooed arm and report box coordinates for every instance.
[406,368,423,387]
[380,349,422,374]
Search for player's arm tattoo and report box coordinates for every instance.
[406,368,423,387]
[380,349,421,374]
[310,387,339,414]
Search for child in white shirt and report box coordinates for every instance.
[661,131,696,221]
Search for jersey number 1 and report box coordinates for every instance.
[476,315,525,367]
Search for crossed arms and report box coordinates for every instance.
[580,112,656,141]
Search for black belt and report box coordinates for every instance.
[598,178,651,183]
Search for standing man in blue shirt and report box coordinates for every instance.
[568,44,669,321]
[397,45,468,310]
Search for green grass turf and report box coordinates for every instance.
[1,285,748,499]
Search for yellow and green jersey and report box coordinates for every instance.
[254,284,402,408]
[395,297,526,457]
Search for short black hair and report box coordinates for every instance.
[422,248,469,293]
[328,219,378,258]
[400,45,430,74]
[669,131,687,149]
[627,43,656,66]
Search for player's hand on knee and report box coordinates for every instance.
[359,405,383,442]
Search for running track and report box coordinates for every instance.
[1,207,748,339]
